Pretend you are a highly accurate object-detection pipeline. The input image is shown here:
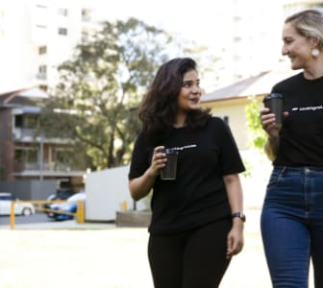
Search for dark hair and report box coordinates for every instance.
[138,57,211,145]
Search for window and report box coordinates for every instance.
[38,46,47,55]
[15,115,23,128]
[36,24,47,29]
[53,149,73,169]
[0,194,14,201]
[39,85,48,91]
[82,31,89,42]
[14,148,38,163]
[15,115,39,128]
[234,36,242,42]
[0,10,4,34]
[24,115,39,128]
[58,8,68,16]
[38,65,47,74]
[54,149,73,164]
[82,9,91,21]
[58,27,68,35]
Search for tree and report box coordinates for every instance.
[245,96,267,150]
[0,147,2,178]
[40,18,173,170]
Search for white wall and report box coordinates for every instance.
[85,166,148,221]
[240,149,272,209]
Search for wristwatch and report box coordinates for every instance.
[232,212,246,223]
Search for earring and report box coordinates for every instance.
[312,48,320,57]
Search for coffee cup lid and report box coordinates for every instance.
[164,148,178,154]
[263,93,283,102]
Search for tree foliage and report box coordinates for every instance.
[245,96,267,150]
[40,18,173,170]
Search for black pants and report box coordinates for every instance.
[148,219,232,288]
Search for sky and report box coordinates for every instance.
[83,0,286,92]
[88,0,284,50]
[88,0,234,49]
[0,0,287,93]
[85,0,241,92]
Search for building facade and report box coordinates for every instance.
[0,88,85,189]
[0,0,99,93]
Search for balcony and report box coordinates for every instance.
[36,73,47,80]
[13,127,35,139]
[13,161,85,177]
[13,128,73,144]
[82,15,91,22]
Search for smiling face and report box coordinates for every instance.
[177,69,201,116]
[282,22,316,70]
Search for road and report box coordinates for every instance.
[0,212,56,226]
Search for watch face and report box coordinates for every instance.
[232,212,246,222]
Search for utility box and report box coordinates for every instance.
[85,166,148,222]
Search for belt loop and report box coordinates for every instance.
[281,166,287,176]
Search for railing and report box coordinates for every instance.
[13,161,83,173]
[82,15,91,22]
[36,73,47,80]
[9,200,85,229]
[13,128,36,139]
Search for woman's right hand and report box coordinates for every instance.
[148,146,167,177]
[129,146,168,201]
[260,108,288,138]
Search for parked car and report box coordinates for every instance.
[43,189,74,216]
[48,191,86,221]
[0,192,35,216]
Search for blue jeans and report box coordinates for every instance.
[261,166,323,288]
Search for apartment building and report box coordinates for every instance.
[203,0,323,149]
[186,0,323,88]
[0,0,99,93]
[0,1,101,194]
[0,88,86,188]
[1,0,323,188]
[216,0,284,85]
[283,0,323,15]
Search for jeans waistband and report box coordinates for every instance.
[274,166,323,175]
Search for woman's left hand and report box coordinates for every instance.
[226,220,244,259]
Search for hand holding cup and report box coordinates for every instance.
[160,148,178,180]
[262,93,284,130]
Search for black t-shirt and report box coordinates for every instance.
[271,72,323,167]
[129,117,245,235]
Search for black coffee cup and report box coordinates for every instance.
[263,93,283,130]
[160,148,178,180]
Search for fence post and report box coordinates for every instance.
[76,200,85,223]
[10,201,15,230]
[122,200,128,211]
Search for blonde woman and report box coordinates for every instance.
[260,9,323,288]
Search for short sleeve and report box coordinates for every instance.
[217,120,245,175]
[128,132,152,180]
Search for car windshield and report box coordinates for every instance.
[0,194,14,201]
[67,192,86,202]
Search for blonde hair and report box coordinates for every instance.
[285,9,323,47]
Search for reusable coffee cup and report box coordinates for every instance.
[160,148,178,180]
[263,93,284,130]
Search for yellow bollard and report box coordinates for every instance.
[76,200,85,223]
[122,200,127,211]
[10,201,15,230]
